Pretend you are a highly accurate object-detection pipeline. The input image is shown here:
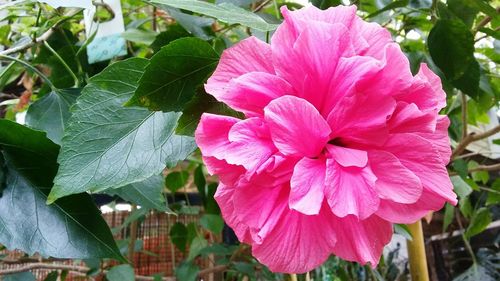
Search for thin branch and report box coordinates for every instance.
[0,261,231,280]
[0,263,88,275]
[451,125,500,160]
[0,9,82,56]
[468,163,500,173]
[252,0,272,12]
[455,209,477,264]
[0,28,55,56]
[461,93,468,140]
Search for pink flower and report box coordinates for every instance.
[195,5,457,273]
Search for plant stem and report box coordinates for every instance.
[407,220,430,281]
[0,54,56,90]
[43,41,80,87]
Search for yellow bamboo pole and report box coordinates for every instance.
[406,220,430,281]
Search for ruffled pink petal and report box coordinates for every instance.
[355,20,392,59]
[395,63,446,112]
[195,113,240,158]
[416,115,451,164]
[327,90,395,146]
[332,215,392,267]
[383,133,457,205]
[376,187,448,224]
[214,183,252,243]
[387,102,437,134]
[206,36,274,102]
[327,145,368,168]
[289,157,326,215]
[203,156,245,186]
[322,44,411,116]
[272,19,355,109]
[232,184,287,242]
[264,95,331,158]
[226,118,277,173]
[252,203,337,273]
[368,150,422,204]
[325,159,379,219]
[277,5,368,54]
[224,72,293,117]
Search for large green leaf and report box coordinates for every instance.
[49,58,196,202]
[465,207,492,239]
[0,120,123,261]
[126,38,219,111]
[25,88,80,145]
[106,175,168,212]
[149,0,279,32]
[428,19,475,80]
[176,89,242,136]
[106,264,135,281]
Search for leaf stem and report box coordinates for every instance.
[43,40,80,87]
[0,54,56,90]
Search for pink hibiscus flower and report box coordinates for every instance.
[195,4,457,273]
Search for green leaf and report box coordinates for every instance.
[165,171,189,193]
[454,264,497,281]
[443,203,455,232]
[459,196,473,218]
[206,183,220,214]
[448,0,478,28]
[3,272,36,281]
[149,0,279,32]
[233,262,255,277]
[452,59,480,99]
[122,28,159,45]
[428,19,475,80]
[468,161,489,184]
[486,179,500,206]
[25,88,80,145]
[150,24,191,53]
[200,214,224,234]
[311,0,341,9]
[106,264,135,281]
[163,7,215,41]
[106,175,168,212]
[451,175,473,199]
[194,165,206,204]
[176,89,243,136]
[366,0,409,18]
[0,120,123,261]
[49,58,196,201]
[452,159,469,178]
[188,236,208,260]
[43,272,58,281]
[175,261,200,281]
[465,208,491,239]
[170,222,188,252]
[394,224,413,241]
[126,38,219,111]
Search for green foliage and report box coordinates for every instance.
[49,58,196,201]
[149,0,279,31]
[428,19,475,80]
[0,120,123,261]
[106,264,135,281]
[106,175,169,212]
[25,88,80,144]
[175,261,200,281]
[127,38,219,111]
